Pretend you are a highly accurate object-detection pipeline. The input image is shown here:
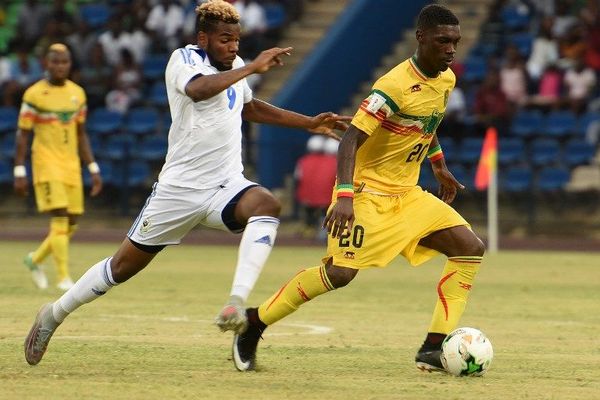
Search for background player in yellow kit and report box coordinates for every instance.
[233,4,485,372]
[14,43,102,291]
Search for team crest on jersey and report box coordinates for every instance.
[365,92,387,113]
[344,251,355,260]
[410,84,421,93]
[140,218,152,234]
[444,89,449,106]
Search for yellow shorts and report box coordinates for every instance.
[324,186,468,269]
[34,181,84,214]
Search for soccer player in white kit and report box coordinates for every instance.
[24,0,349,366]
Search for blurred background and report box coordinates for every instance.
[0,0,599,248]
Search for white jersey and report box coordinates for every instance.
[159,44,253,189]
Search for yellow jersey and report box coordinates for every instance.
[351,56,455,194]
[18,79,87,186]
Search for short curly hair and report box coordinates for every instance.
[195,0,240,34]
[416,4,459,30]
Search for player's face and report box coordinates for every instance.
[201,22,241,71]
[45,51,72,82]
[418,25,461,73]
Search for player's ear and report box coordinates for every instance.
[198,31,208,48]
[415,29,424,44]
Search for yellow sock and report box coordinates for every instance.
[258,265,335,325]
[428,256,482,334]
[31,223,77,265]
[49,217,70,281]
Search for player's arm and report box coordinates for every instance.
[242,98,350,140]
[323,124,369,238]
[77,122,103,197]
[13,128,32,197]
[185,47,293,102]
[428,133,464,204]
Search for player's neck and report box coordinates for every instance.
[411,53,439,79]
[46,77,67,86]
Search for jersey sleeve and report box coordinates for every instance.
[167,49,213,95]
[76,88,87,124]
[351,75,402,136]
[18,88,37,130]
[242,78,253,103]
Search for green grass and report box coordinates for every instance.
[1,241,599,399]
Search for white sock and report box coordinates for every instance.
[52,257,118,323]
[229,216,280,301]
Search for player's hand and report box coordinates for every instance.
[307,113,353,140]
[250,47,293,74]
[324,197,354,238]
[90,173,103,197]
[432,165,464,204]
[14,177,28,197]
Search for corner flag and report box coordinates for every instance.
[475,127,498,191]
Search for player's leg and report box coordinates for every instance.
[415,225,485,372]
[215,185,282,333]
[24,238,160,365]
[233,260,358,371]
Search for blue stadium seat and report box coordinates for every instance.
[86,108,123,136]
[563,139,596,167]
[0,159,11,185]
[462,56,487,82]
[576,112,600,137]
[457,137,483,165]
[498,137,525,166]
[80,4,110,29]
[101,135,136,160]
[264,3,287,30]
[501,6,530,30]
[138,136,168,162]
[125,107,159,136]
[0,106,18,133]
[142,55,168,82]
[112,160,151,187]
[502,166,532,193]
[1,135,15,159]
[447,163,474,191]
[509,32,533,56]
[148,82,168,107]
[511,110,543,138]
[438,137,456,160]
[530,139,561,167]
[537,167,570,191]
[543,111,577,138]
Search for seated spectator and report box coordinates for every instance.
[527,16,559,81]
[437,84,467,140]
[294,136,337,241]
[16,0,50,49]
[145,0,185,52]
[558,23,587,69]
[66,21,97,71]
[78,43,112,109]
[473,68,511,135]
[564,56,597,114]
[234,0,268,59]
[500,44,529,106]
[527,64,562,110]
[47,0,79,38]
[2,45,43,107]
[99,17,134,66]
[105,49,143,114]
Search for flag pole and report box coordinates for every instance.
[487,147,498,253]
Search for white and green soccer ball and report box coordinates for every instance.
[441,327,493,376]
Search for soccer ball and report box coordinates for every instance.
[441,327,493,376]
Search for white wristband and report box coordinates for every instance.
[87,162,100,174]
[14,165,26,178]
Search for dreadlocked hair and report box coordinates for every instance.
[195,0,240,33]
[416,4,459,30]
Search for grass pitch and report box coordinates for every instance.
[1,241,599,399]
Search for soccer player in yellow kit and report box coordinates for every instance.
[14,43,102,291]
[233,4,485,372]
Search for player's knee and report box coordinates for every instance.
[254,195,281,217]
[325,264,358,288]
[464,236,486,257]
[109,256,142,283]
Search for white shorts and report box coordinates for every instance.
[127,175,259,246]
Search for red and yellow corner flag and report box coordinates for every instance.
[475,127,498,191]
